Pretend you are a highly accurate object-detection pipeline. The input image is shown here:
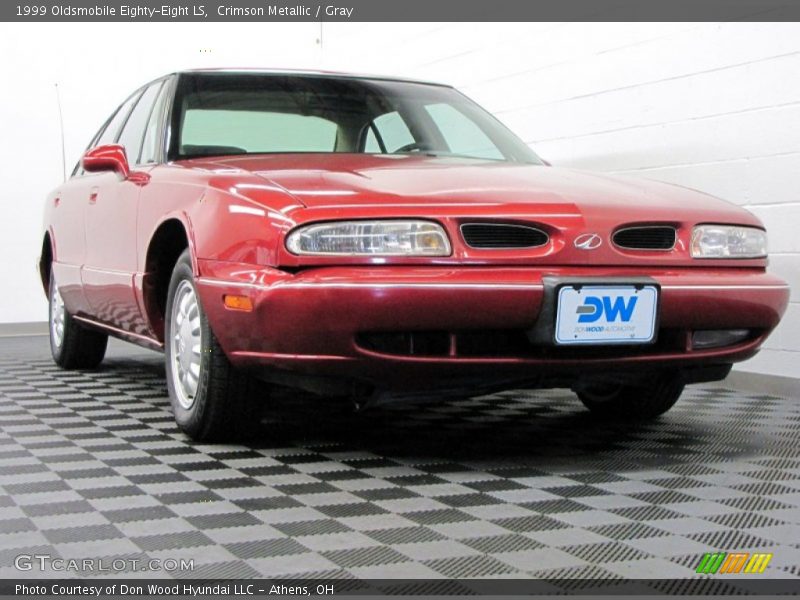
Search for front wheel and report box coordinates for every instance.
[576,373,685,420]
[164,250,263,441]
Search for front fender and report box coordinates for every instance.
[187,187,289,269]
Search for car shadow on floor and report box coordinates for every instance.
[96,355,762,471]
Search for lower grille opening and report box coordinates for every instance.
[357,331,451,356]
[456,330,532,356]
[356,328,689,358]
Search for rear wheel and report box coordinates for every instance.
[164,250,263,441]
[49,273,108,369]
[577,372,685,420]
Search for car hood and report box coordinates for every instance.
[194,153,759,225]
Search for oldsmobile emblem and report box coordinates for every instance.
[574,233,603,250]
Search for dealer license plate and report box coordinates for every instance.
[554,285,658,345]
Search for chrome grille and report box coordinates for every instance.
[613,226,676,250]
[461,223,549,249]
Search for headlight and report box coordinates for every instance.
[286,220,451,256]
[690,225,767,258]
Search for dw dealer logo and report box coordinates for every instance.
[576,295,638,323]
[695,551,773,575]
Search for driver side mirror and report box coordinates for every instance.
[82,144,130,178]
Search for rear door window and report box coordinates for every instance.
[116,81,164,165]
[95,91,143,147]
[72,90,143,176]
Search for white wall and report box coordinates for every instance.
[0,21,322,322]
[0,22,797,378]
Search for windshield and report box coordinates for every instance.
[170,73,542,164]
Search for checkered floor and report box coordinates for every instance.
[0,336,798,580]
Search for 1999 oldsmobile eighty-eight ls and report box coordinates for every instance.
[40,70,789,440]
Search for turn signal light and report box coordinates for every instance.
[223,295,253,312]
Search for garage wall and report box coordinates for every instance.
[320,22,800,379]
[0,21,322,323]
[0,22,797,379]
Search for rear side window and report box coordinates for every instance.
[95,91,142,148]
[180,109,337,155]
[72,90,142,176]
[116,81,164,165]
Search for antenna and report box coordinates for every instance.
[54,83,67,182]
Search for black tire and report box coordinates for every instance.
[164,249,263,441]
[49,272,108,369]
[577,372,685,420]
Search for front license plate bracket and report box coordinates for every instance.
[526,276,661,346]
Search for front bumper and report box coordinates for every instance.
[195,260,789,387]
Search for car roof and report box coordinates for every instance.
[168,68,453,88]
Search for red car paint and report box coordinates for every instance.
[40,72,789,394]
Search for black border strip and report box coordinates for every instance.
[3,578,800,596]
[4,0,800,22]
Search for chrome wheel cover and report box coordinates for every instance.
[170,280,203,409]
[50,282,65,348]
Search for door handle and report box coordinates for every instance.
[88,187,99,204]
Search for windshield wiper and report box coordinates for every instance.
[418,150,505,162]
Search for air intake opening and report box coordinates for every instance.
[356,328,687,358]
[613,226,676,250]
[461,223,549,249]
[357,332,451,356]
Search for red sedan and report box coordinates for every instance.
[40,69,789,440]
